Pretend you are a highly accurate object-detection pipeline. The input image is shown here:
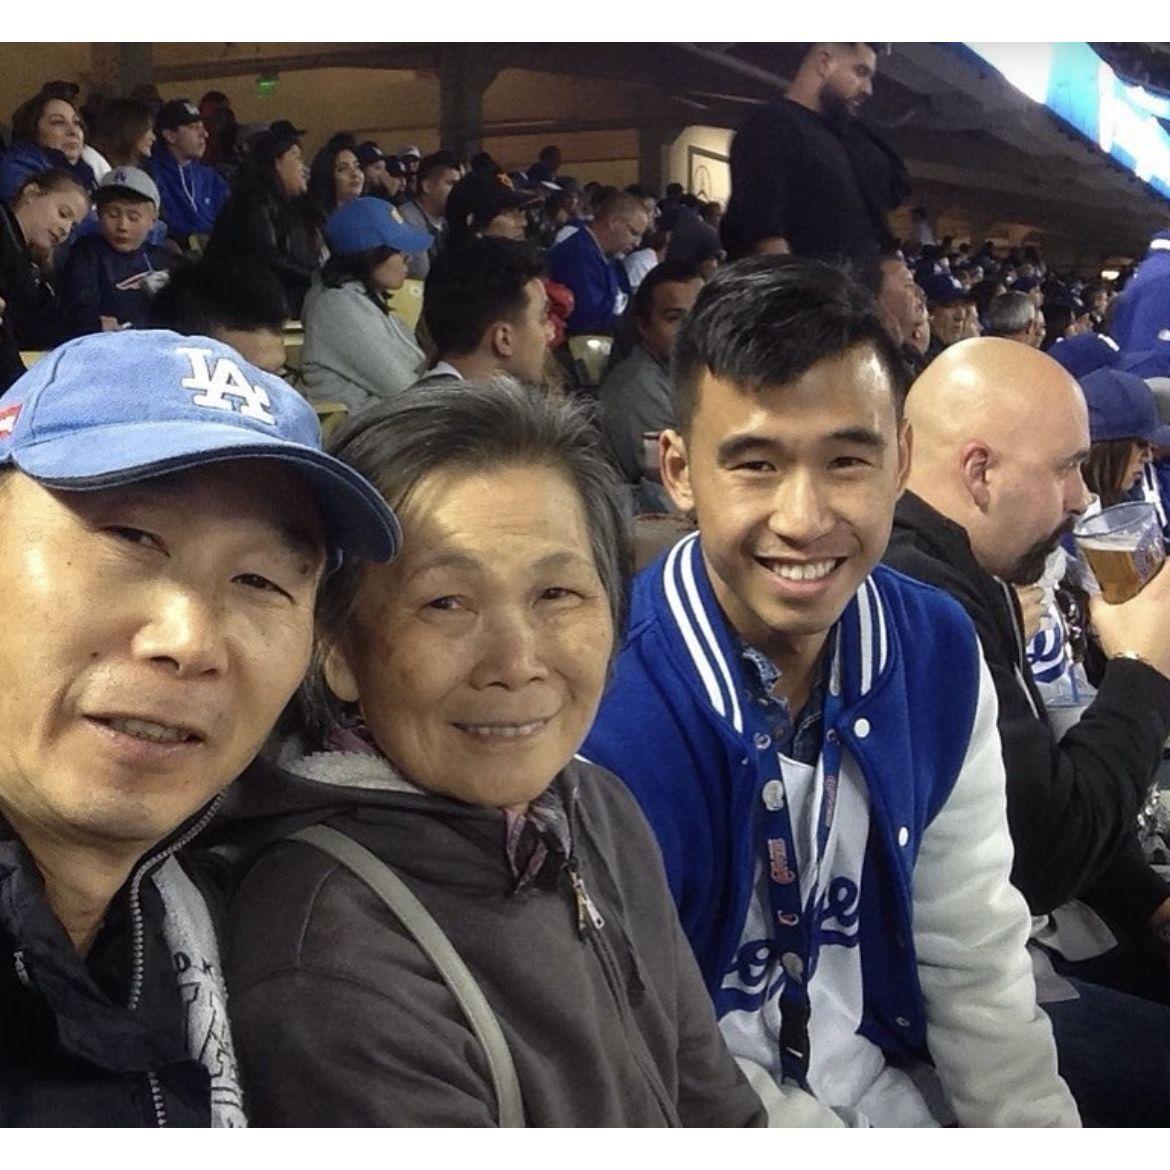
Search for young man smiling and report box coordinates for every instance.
[0,329,398,1125]
[583,257,1078,1127]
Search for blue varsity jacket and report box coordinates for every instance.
[583,532,984,1059]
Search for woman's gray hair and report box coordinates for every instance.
[300,376,632,743]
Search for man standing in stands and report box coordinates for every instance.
[584,257,1078,1127]
[0,329,397,1124]
[149,99,229,246]
[884,338,1170,1125]
[398,152,460,280]
[546,190,649,334]
[527,144,563,187]
[597,261,703,513]
[721,43,895,263]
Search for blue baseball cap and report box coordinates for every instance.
[1049,331,1120,379]
[324,197,431,257]
[0,330,400,563]
[916,272,965,307]
[1078,367,1170,446]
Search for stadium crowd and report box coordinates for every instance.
[2,42,1170,1128]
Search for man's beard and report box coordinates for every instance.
[820,85,861,128]
[1004,518,1075,585]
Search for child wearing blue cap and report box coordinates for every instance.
[301,196,432,417]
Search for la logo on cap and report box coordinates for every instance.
[177,346,276,425]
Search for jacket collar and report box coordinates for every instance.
[651,532,892,733]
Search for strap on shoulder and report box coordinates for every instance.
[288,822,525,1127]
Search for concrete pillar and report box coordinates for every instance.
[88,43,153,98]
[637,124,681,192]
[439,46,500,159]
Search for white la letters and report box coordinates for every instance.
[177,346,277,425]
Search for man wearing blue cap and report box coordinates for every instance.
[0,329,399,1126]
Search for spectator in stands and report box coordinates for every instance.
[148,257,290,373]
[885,338,1170,1125]
[701,200,722,230]
[1041,298,1084,351]
[355,142,405,204]
[870,253,929,363]
[0,90,95,203]
[398,152,460,280]
[149,99,229,246]
[0,169,89,351]
[301,197,429,415]
[58,166,172,338]
[308,139,365,217]
[598,262,702,514]
[395,143,422,194]
[204,122,319,318]
[218,378,768,1127]
[91,98,156,170]
[0,294,22,393]
[547,182,586,247]
[546,190,649,335]
[1079,367,1164,508]
[909,205,935,246]
[919,272,967,360]
[1082,279,1110,330]
[624,224,669,293]
[527,143,563,186]
[419,236,552,385]
[584,257,1078,1127]
[198,90,236,169]
[986,289,1045,348]
[721,43,893,264]
[443,170,540,251]
[0,328,398,1125]
[665,207,725,279]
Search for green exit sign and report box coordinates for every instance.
[256,74,279,97]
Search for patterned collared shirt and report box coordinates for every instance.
[738,643,827,766]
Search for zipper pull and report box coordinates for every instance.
[567,860,606,936]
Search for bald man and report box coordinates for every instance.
[884,337,1170,1126]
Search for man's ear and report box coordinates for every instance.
[660,428,695,512]
[491,320,514,359]
[958,439,993,510]
[322,639,360,704]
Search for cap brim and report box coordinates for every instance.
[1149,423,1170,448]
[13,421,400,563]
[388,223,433,253]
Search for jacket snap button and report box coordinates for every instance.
[897,826,910,847]
[753,732,771,750]
[895,1016,911,1028]
[762,780,785,810]
[853,717,871,738]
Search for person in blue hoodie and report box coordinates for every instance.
[148,99,229,246]
[0,90,96,204]
[583,256,1079,1127]
[58,166,174,338]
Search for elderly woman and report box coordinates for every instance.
[221,380,768,1127]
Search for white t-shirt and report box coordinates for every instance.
[718,752,939,1126]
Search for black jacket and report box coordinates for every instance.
[204,184,319,318]
[203,754,767,1128]
[0,200,62,351]
[0,806,225,1127]
[884,492,1170,928]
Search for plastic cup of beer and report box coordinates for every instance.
[1072,501,1165,604]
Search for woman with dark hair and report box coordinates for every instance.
[0,169,89,364]
[203,122,320,317]
[0,91,96,202]
[301,197,430,414]
[91,98,156,169]
[1079,368,1168,507]
[307,137,365,217]
[216,378,770,1127]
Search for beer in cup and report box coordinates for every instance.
[1072,501,1165,605]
